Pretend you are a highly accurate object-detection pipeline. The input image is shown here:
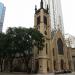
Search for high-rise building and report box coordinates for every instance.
[0,2,6,32]
[44,0,64,34]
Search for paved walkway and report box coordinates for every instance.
[0,72,75,75]
[0,72,26,75]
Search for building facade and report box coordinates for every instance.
[34,0,74,73]
[65,34,75,71]
[44,0,64,34]
[0,2,6,32]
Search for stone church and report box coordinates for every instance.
[33,0,74,73]
[0,0,75,74]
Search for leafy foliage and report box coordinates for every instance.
[0,27,44,72]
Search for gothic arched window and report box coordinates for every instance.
[46,43,48,54]
[37,16,40,25]
[44,16,47,25]
[57,38,64,54]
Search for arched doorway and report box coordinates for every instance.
[61,59,64,70]
[54,60,56,71]
[47,61,49,72]
[35,60,39,73]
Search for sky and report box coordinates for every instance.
[0,0,75,36]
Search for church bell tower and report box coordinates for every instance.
[34,0,54,73]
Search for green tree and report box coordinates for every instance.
[5,27,44,72]
[0,32,6,72]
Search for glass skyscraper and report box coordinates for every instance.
[0,2,6,32]
[44,0,64,34]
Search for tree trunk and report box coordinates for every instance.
[24,57,29,73]
[1,58,3,72]
[1,63,2,72]
[9,58,13,72]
